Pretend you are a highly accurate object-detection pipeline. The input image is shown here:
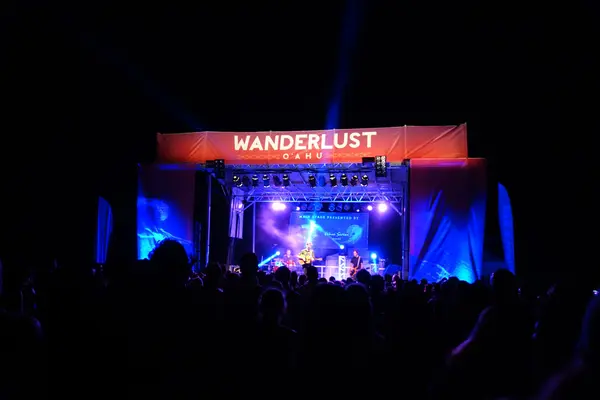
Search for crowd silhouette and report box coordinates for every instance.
[0,239,598,399]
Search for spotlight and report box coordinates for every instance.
[314,203,323,211]
[335,204,343,212]
[377,203,388,212]
[375,155,387,177]
[340,174,348,186]
[251,175,259,187]
[271,202,286,211]
[367,205,373,211]
[282,174,290,187]
[295,206,300,211]
[233,175,242,187]
[340,245,345,249]
[263,174,270,187]
[360,174,369,186]
[300,203,308,211]
[350,175,359,186]
[371,253,377,260]
[329,174,337,187]
[273,175,282,187]
[343,204,351,212]
[308,175,317,188]
[328,203,335,212]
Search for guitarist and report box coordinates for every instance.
[349,250,363,278]
[298,242,322,275]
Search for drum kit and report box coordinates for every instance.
[268,257,299,273]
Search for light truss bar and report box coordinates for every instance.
[236,191,403,203]
[223,163,404,173]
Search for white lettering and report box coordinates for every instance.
[295,134,307,150]
[234,135,250,151]
[349,132,361,148]
[321,133,333,150]
[308,134,320,150]
[334,132,347,149]
[283,153,289,159]
[305,153,312,159]
[362,131,377,148]
[280,135,293,150]
[264,135,279,151]
[249,136,263,151]
[294,153,301,160]
[316,152,323,159]
[234,131,379,152]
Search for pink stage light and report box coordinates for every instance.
[271,202,286,211]
[377,203,388,212]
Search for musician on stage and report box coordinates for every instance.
[298,242,321,275]
[349,249,364,278]
[282,249,296,267]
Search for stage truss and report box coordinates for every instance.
[217,162,407,205]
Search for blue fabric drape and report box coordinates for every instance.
[498,183,516,273]
[95,197,113,264]
[409,159,487,283]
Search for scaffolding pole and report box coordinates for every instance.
[205,173,212,268]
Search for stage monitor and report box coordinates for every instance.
[288,211,369,250]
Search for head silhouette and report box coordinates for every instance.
[149,239,190,287]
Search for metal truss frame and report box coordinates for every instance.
[222,162,405,173]
[235,189,404,203]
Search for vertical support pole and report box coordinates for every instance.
[252,202,256,254]
[205,173,212,268]
[402,160,411,280]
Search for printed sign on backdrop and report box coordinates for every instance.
[289,211,369,250]
[156,124,467,165]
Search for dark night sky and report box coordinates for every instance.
[2,2,599,283]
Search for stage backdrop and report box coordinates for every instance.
[289,212,369,250]
[137,165,195,259]
[156,124,467,165]
[409,159,486,283]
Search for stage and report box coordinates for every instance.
[134,124,493,283]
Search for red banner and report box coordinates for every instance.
[156,124,467,165]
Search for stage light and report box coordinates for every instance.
[356,208,360,212]
[300,203,308,211]
[367,205,373,211]
[259,250,282,267]
[263,174,270,187]
[328,203,335,212]
[371,253,377,260]
[350,175,359,186]
[314,203,323,211]
[233,175,242,187]
[340,174,348,186]
[340,245,345,249]
[251,175,259,187]
[308,175,317,187]
[343,204,351,212]
[329,174,337,187]
[377,203,388,212]
[273,176,282,187]
[296,206,300,211]
[335,204,343,212]
[282,174,290,187]
[272,202,286,211]
[375,155,387,177]
[360,174,369,186]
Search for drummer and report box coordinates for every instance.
[282,249,296,267]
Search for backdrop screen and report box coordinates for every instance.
[289,212,369,250]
